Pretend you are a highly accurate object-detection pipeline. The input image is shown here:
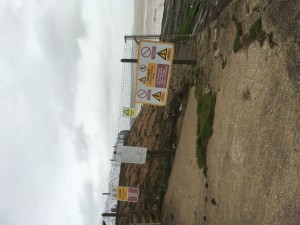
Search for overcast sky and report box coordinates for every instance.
[0,0,133,225]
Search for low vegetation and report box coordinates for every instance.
[177,2,201,35]
[195,85,217,176]
[233,18,276,52]
[233,21,243,53]
[249,18,263,41]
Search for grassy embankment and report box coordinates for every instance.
[194,79,216,177]
[176,2,217,177]
[233,18,276,53]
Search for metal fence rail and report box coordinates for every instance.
[103,35,161,225]
[102,33,197,225]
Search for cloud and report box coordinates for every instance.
[79,180,99,225]
[0,2,31,63]
[0,211,13,225]
[0,0,135,225]
[73,124,89,163]
[0,1,90,225]
[35,0,86,65]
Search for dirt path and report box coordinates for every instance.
[161,0,300,224]
[161,87,204,225]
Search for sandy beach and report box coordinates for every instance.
[133,0,164,34]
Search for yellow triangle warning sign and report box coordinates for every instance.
[139,77,146,84]
[152,92,162,101]
[157,48,167,60]
[122,107,136,118]
[123,109,130,116]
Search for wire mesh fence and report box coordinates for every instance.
[103,31,197,224]
[102,34,198,225]
[101,1,235,223]
[103,35,160,225]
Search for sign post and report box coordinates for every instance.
[134,40,175,106]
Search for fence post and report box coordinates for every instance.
[121,58,197,65]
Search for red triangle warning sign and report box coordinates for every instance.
[152,92,162,101]
[157,48,167,60]
[139,77,146,84]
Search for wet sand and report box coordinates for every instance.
[133,0,164,34]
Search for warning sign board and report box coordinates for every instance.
[157,48,167,60]
[135,40,174,106]
[117,186,128,201]
[117,186,139,202]
[146,63,156,87]
[152,91,165,102]
[122,107,136,118]
[139,77,146,84]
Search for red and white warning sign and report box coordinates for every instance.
[135,40,174,106]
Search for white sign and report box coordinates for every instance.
[135,40,174,106]
[111,187,118,200]
[115,146,147,164]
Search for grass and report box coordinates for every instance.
[233,22,243,53]
[193,66,205,86]
[236,22,243,37]
[177,2,201,35]
[249,18,266,46]
[233,37,242,53]
[233,18,269,52]
[160,157,172,170]
[155,181,167,212]
[267,32,278,48]
[249,18,262,40]
[193,68,200,83]
[195,85,217,176]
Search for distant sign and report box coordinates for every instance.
[122,107,136,118]
[115,146,147,164]
[117,186,139,202]
[135,40,174,106]
[111,187,118,199]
